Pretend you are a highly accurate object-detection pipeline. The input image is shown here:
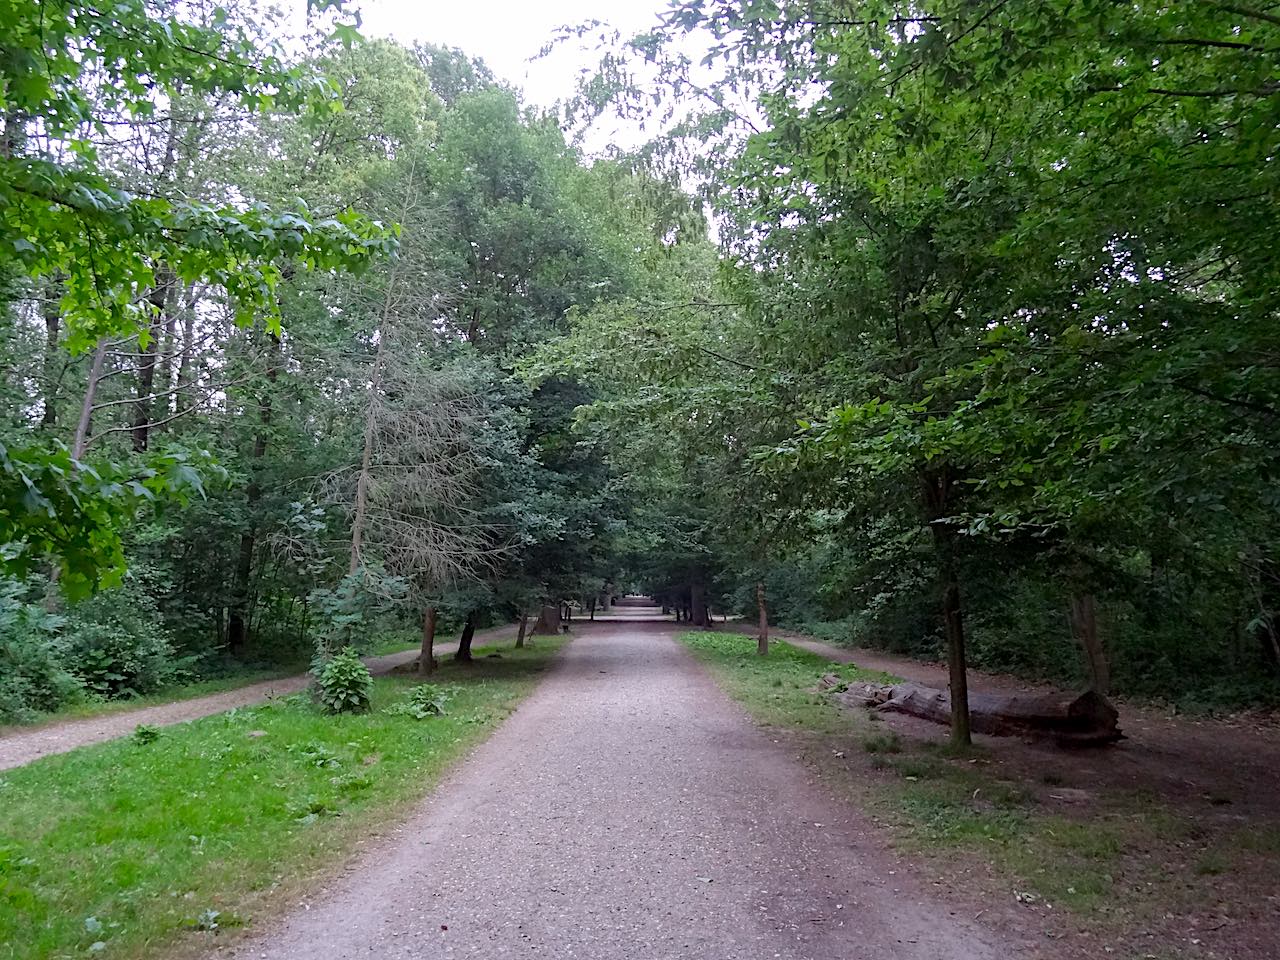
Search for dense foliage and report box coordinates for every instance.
[0,0,705,720]
[545,0,1280,730]
[1,0,1276,732]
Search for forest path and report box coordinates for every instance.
[214,620,1005,960]
[0,625,512,772]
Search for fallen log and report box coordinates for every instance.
[821,676,1122,747]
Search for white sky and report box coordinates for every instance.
[357,0,669,108]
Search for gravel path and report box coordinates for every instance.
[0,626,513,772]
[216,620,1007,960]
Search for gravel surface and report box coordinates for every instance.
[216,620,1006,960]
[0,627,512,772]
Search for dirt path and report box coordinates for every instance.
[0,626,513,772]
[215,621,1013,960]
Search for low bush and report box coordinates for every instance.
[315,647,373,714]
[385,683,453,719]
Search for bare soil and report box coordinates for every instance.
[0,626,513,771]
[748,626,1280,960]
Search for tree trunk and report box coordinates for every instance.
[349,329,386,574]
[47,340,107,605]
[532,604,561,635]
[923,468,972,747]
[940,567,971,746]
[588,597,596,621]
[455,613,476,662]
[227,332,280,655]
[756,580,769,656]
[515,609,530,648]
[156,287,179,423]
[132,269,172,453]
[690,581,711,628]
[1069,591,1110,696]
[40,290,61,429]
[175,285,197,415]
[131,325,160,451]
[418,606,438,674]
[72,340,108,459]
[832,679,1122,746]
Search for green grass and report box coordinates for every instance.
[679,630,900,733]
[0,639,560,960]
[0,634,441,734]
[37,666,306,722]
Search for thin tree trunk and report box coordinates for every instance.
[923,467,972,747]
[455,612,476,662]
[72,340,108,460]
[418,605,438,674]
[515,609,530,648]
[40,291,61,429]
[349,331,386,574]
[131,281,167,451]
[175,285,197,415]
[940,560,971,746]
[588,597,596,621]
[1069,591,1110,696]
[227,332,280,654]
[48,340,108,606]
[156,286,179,423]
[756,580,769,655]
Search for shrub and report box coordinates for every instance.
[0,579,83,722]
[385,683,452,719]
[315,647,372,714]
[59,583,186,699]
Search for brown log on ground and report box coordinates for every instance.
[532,604,561,636]
[515,609,530,648]
[418,606,438,674]
[454,612,476,662]
[829,678,1122,747]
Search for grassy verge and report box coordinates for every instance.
[14,666,308,727]
[678,631,1276,943]
[0,638,561,959]
[0,637,432,735]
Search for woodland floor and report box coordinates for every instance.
[714,623,1280,960]
[0,624,514,771]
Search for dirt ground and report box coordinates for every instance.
[0,626,513,771]
[769,628,1280,820]
[739,625,1280,960]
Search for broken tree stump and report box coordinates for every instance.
[821,676,1123,747]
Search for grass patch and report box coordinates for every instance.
[0,639,560,960]
[0,629,453,733]
[0,666,306,735]
[679,630,899,734]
